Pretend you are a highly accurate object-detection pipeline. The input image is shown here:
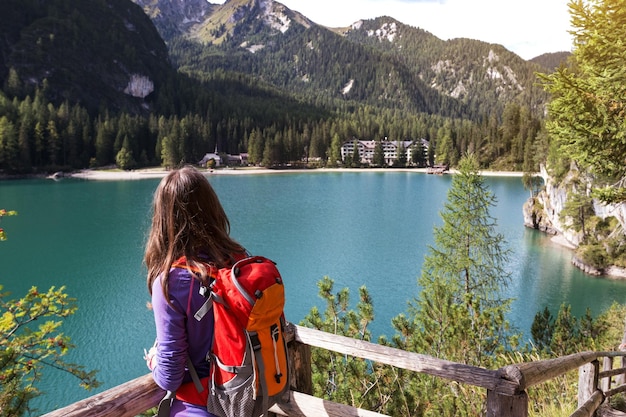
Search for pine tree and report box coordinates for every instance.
[550,304,579,356]
[393,141,407,168]
[328,133,342,167]
[0,117,18,170]
[300,277,380,411]
[351,139,361,168]
[372,139,384,167]
[531,306,554,352]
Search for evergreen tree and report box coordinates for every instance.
[386,153,515,415]
[393,141,407,168]
[300,277,381,412]
[550,304,579,356]
[4,68,22,98]
[411,142,426,167]
[46,120,60,167]
[540,0,626,202]
[261,136,274,167]
[372,139,385,167]
[0,117,18,170]
[247,128,263,165]
[531,306,554,351]
[351,139,361,167]
[328,133,342,167]
[378,154,517,415]
[560,190,595,237]
[115,136,136,170]
[160,135,178,168]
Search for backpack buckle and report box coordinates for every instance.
[249,333,261,351]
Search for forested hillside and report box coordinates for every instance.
[0,0,567,175]
[0,0,172,114]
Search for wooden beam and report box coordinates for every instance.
[293,325,517,394]
[571,390,604,417]
[486,390,528,417]
[499,351,599,391]
[39,374,163,417]
[270,390,390,417]
[578,361,599,409]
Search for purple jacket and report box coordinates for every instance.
[151,267,215,416]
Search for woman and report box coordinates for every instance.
[144,166,246,416]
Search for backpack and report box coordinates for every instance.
[157,255,290,417]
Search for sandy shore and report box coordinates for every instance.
[69,167,527,181]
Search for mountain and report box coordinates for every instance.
[0,0,172,114]
[0,0,561,175]
[530,51,572,71]
[0,0,555,121]
[136,0,552,120]
[339,17,548,118]
[132,0,218,40]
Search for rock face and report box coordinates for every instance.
[131,0,214,38]
[1,0,171,113]
[124,74,154,98]
[523,165,583,246]
[523,164,626,278]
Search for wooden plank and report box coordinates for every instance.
[499,351,599,391]
[578,361,599,409]
[598,404,626,416]
[616,356,626,386]
[39,374,163,417]
[290,338,313,395]
[486,390,528,417]
[571,390,604,417]
[600,367,626,379]
[604,383,626,398]
[270,390,390,417]
[603,357,613,392]
[293,325,517,394]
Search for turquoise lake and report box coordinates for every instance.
[2,170,626,413]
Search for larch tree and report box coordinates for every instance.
[0,210,100,416]
[382,153,517,416]
[399,153,516,365]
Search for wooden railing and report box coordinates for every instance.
[41,323,626,417]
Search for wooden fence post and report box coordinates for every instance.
[486,390,528,417]
[618,318,626,387]
[287,323,313,395]
[616,355,626,387]
[602,357,613,393]
[578,360,599,409]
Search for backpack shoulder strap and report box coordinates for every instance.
[172,256,217,321]
[186,356,204,393]
[156,390,175,417]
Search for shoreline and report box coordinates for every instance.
[68,166,527,181]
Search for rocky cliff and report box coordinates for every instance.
[523,165,626,277]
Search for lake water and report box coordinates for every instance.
[2,170,626,414]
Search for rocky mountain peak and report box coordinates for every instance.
[132,0,313,44]
[132,0,216,38]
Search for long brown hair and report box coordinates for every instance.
[144,166,244,296]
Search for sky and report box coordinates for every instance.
[213,0,574,60]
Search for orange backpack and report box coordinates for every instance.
[159,255,289,417]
